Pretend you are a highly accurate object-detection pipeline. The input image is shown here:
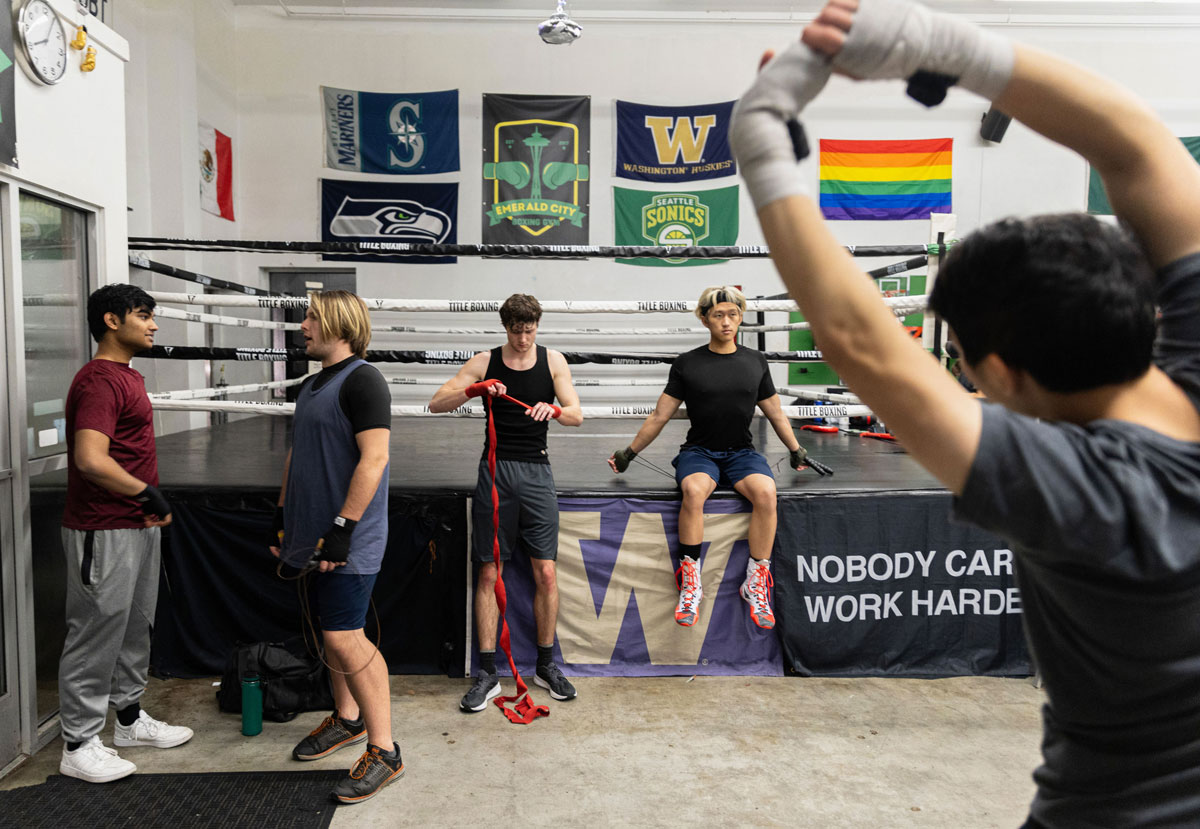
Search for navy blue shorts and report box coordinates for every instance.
[472,459,559,563]
[672,446,774,488]
[311,571,378,632]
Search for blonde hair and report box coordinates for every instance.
[308,290,372,359]
[695,285,746,320]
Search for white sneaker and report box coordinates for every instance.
[60,735,136,783]
[113,710,194,749]
[674,555,703,627]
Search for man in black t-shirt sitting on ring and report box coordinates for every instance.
[609,285,816,629]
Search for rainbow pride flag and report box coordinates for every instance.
[819,138,952,220]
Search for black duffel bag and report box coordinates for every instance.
[216,639,334,723]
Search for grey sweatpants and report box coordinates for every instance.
[58,526,161,743]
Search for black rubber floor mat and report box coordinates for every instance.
[0,770,347,829]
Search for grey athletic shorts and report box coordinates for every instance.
[472,458,559,563]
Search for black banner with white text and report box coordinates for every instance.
[774,493,1031,677]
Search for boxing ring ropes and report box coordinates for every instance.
[114,233,953,426]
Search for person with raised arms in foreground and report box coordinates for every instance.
[729,0,1200,823]
[609,285,826,631]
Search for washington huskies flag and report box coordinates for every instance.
[322,87,459,175]
[819,138,952,220]
[615,100,736,182]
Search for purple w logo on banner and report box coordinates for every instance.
[489,498,782,677]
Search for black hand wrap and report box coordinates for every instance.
[134,484,171,520]
[791,447,834,477]
[316,517,357,564]
[613,446,637,473]
[906,70,957,108]
[271,505,285,548]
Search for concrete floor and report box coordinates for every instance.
[1,674,1044,828]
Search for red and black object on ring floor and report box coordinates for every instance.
[484,393,555,724]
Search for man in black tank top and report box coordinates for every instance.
[430,294,583,711]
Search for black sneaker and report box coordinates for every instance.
[459,669,501,712]
[534,662,577,701]
[332,742,404,804]
[292,711,367,761]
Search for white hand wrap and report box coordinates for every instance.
[730,41,832,211]
[834,0,1014,101]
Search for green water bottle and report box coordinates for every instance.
[241,673,263,736]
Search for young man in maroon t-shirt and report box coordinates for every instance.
[58,284,192,784]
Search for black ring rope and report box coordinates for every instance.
[129,254,282,297]
[128,237,934,260]
[139,345,829,365]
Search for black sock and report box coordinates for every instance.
[373,742,400,760]
[679,543,701,562]
[537,644,553,669]
[340,712,363,728]
[116,703,140,727]
[66,741,82,751]
[480,650,496,674]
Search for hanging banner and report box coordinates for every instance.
[321,179,457,264]
[0,6,14,168]
[1088,136,1200,215]
[773,493,1031,677]
[322,86,459,175]
[483,497,782,677]
[615,100,736,182]
[199,125,234,221]
[481,93,590,244]
[820,138,952,221]
[613,185,739,267]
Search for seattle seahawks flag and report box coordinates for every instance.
[321,179,458,264]
[322,87,459,175]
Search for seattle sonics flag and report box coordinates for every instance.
[614,185,738,267]
[482,93,590,244]
[323,87,459,175]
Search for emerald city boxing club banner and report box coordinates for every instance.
[479,497,782,677]
[614,100,736,182]
[322,87,459,174]
[481,93,590,244]
[321,179,458,264]
[613,185,739,267]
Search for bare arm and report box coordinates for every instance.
[428,351,500,412]
[548,350,583,427]
[757,394,801,452]
[608,392,683,472]
[990,46,1200,267]
[75,429,172,527]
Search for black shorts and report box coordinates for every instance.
[471,459,559,563]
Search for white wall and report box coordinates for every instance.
[121,6,1200,414]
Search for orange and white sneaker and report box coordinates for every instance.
[674,555,703,626]
[741,558,775,629]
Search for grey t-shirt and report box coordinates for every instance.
[956,252,1200,826]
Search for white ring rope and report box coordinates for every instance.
[777,386,863,405]
[145,291,927,316]
[150,399,870,419]
[377,325,705,336]
[387,377,668,387]
[150,376,309,400]
[154,305,299,331]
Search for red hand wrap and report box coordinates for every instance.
[464,378,500,398]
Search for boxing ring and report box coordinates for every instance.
[30,236,1030,686]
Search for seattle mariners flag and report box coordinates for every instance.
[615,100,736,182]
[322,87,459,175]
[321,179,458,264]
